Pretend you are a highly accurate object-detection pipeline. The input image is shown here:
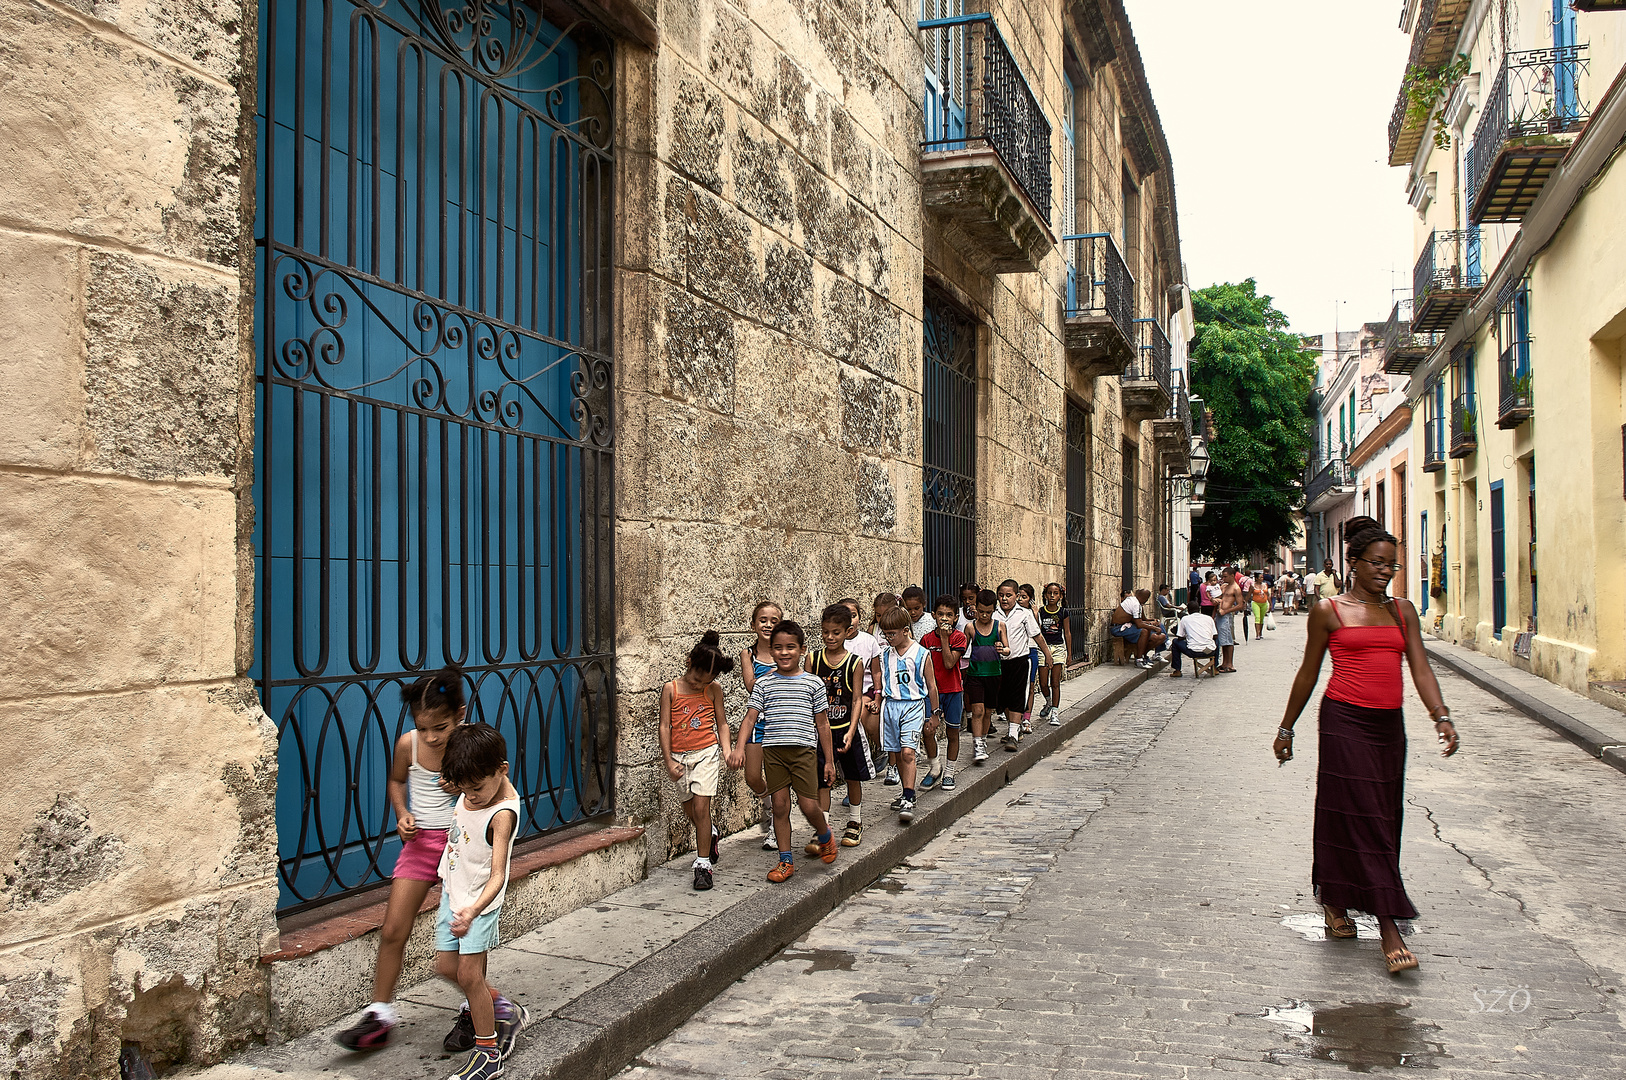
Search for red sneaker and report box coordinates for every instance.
[766,859,796,883]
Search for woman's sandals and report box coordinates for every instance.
[1385,946,1419,974]
[1322,907,1357,939]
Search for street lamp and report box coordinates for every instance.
[1189,439,1210,479]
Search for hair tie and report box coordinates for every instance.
[437,683,446,692]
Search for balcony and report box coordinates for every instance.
[1467,47,1590,225]
[1305,457,1354,514]
[919,13,1053,274]
[1449,390,1478,457]
[1413,228,1483,333]
[1387,0,1475,166]
[1497,338,1533,428]
[1380,299,1440,375]
[1122,318,1172,424]
[1423,415,1447,472]
[1152,377,1191,469]
[1063,233,1136,379]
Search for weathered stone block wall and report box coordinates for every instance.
[0,0,275,1075]
[615,0,926,861]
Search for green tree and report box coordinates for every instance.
[1188,280,1318,563]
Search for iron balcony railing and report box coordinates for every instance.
[1450,389,1478,456]
[920,12,1052,220]
[1063,232,1135,343]
[1127,317,1172,392]
[1171,377,1192,441]
[1466,46,1591,220]
[1498,337,1533,426]
[1414,227,1483,310]
[1423,415,1447,471]
[1380,299,1440,370]
[1305,457,1351,506]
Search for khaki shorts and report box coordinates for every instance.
[761,744,819,800]
[674,745,721,801]
[1042,640,1066,666]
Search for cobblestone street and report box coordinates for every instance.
[624,617,1626,1079]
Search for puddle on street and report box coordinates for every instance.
[1258,1001,1447,1072]
[770,947,856,974]
[1280,911,1415,942]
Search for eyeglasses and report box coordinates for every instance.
[1356,558,1403,573]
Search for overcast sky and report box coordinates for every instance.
[1121,0,1416,343]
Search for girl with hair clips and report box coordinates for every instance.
[659,632,735,891]
[1275,515,1459,975]
[740,601,783,850]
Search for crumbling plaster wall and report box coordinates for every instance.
[614,0,927,862]
[0,0,277,1076]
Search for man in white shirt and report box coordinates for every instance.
[1108,588,1166,667]
[1308,559,1342,601]
[1167,610,1217,677]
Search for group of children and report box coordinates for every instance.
[332,581,1076,1076]
[658,581,1076,892]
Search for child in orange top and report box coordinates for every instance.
[660,631,735,891]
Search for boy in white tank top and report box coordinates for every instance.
[434,724,525,1080]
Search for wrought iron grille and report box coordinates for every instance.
[1497,286,1533,426]
[1466,45,1590,218]
[1413,228,1482,309]
[1063,233,1135,343]
[1065,402,1090,661]
[920,12,1052,220]
[1128,318,1172,391]
[1171,378,1191,441]
[1120,442,1138,594]
[923,287,978,604]
[1450,389,1478,456]
[254,0,616,912]
[1423,379,1447,472]
[1305,458,1350,507]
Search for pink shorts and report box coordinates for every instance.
[393,827,449,882]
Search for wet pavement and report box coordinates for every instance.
[623,615,1626,1078]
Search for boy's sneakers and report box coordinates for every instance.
[883,764,900,786]
[972,739,989,764]
[334,1008,395,1052]
[897,797,915,822]
[444,1006,476,1053]
[767,859,796,883]
[494,999,528,1059]
[940,772,957,792]
[817,834,839,864]
[1002,734,1019,752]
[693,864,713,890]
[918,769,937,790]
[710,829,721,865]
[448,1047,503,1080]
[841,820,863,847]
[1020,715,1034,735]
[761,833,777,851]
[1047,706,1062,726]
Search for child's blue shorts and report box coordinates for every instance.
[880,698,925,753]
[939,690,964,730]
[435,889,502,954]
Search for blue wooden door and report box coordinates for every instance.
[922,0,968,149]
[254,0,617,911]
[1554,1,1579,123]
[1490,482,1506,638]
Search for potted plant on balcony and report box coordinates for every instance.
[1454,402,1477,440]
[1511,371,1533,406]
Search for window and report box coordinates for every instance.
[922,286,978,602]
[1066,401,1089,660]
[1376,480,1386,530]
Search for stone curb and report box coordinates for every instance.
[508,661,1158,1080]
[1424,640,1626,776]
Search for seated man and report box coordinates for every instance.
[1154,583,1184,629]
[1109,588,1167,667]
[1167,608,1218,678]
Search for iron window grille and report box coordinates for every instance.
[1065,401,1089,662]
[1495,281,1533,428]
[1128,318,1172,391]
[922,287,978,604]
[253,0,617,912]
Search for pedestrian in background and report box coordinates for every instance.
[1213,568,1243,672]
[1274,516,1459,975]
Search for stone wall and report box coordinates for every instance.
[0,0,276,1075]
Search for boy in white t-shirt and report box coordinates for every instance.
[872,607,941,823]
[993,580,1042,751]
[839,598,884,775]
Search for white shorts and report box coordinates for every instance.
[673,745,722,801]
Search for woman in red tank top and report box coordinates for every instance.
[1274,516,1460,975]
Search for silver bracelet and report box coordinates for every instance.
[1277,726,1295,740]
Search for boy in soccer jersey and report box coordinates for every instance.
[871,607,941,823]
[807,603,875,847]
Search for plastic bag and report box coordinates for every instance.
[1264,613,1277,631]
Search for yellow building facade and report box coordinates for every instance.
[1384,0,1626,696]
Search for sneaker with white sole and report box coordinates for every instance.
[919,770,937,790]
[1020,717,1034,735]
[897,797,915,822]
[448,1047,503,1080]
[883,764,900,786]
[1048,710,1062,726]
[494,999,528,1060]
[940,772,957,791]
[972,739,988,764]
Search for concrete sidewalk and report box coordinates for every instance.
[185,658,1162,1080]
[1425,636,1626,775]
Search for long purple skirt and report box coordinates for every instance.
[1312,696,1419,919]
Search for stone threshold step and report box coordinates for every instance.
[183,659,1159,1080]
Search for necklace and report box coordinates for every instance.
[1346,592,1389,606]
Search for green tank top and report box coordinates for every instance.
[967,624,1002,676]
